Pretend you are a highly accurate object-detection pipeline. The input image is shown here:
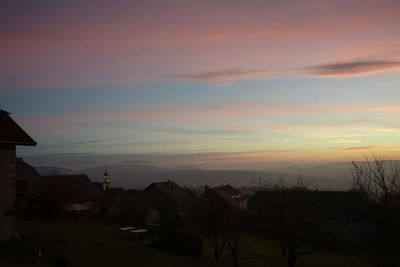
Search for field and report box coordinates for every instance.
[0,218,371,267]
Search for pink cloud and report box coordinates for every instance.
[175,60,400,82]
[174,68,290,81]
[308,61,400,77]
[1,1,400,88]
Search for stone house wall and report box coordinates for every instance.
[0,145,18,241]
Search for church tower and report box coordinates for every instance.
[102,168,110,191]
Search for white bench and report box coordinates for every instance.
[120,226,136,231]
[129,229,149,241]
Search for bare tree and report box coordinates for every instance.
[225,209,247,267]
[351,154,400,267]
[255,177,337,267]
[196,195,247,267]
[196,197,228,260]
[352,154,400,206]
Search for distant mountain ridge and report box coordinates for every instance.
[35,166,77,176]
[35,163,351,190]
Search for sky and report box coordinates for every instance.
[1,0,400,170]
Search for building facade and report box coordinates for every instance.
[0,110,36,241]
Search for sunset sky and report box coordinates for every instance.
[1,0,400,169]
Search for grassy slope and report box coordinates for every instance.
[0,219,371,267]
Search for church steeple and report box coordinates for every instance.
[102,167,110,191]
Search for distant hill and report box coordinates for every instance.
[35,166,77,176]
[78,164,350,190]
[34,163,352,190]
[80,164,170,188]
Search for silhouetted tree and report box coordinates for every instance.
[225,209,247,267]
[197,197,228,260]
[154,204,203,257]
[352,154,400,267]
[195,192,247,266]
[255,177,338,267]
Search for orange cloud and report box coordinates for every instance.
[342,146,379,151]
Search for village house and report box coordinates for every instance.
[95,170,135,215]
[0,110,36,241]
[97,187,134,215]
[143,180,199,228]
[202,184,248,210]
[92,171,152,225]
[95,187,152,224]
[30,174,102,214]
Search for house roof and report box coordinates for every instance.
[0,110,36,146]
[144,180,199,207]
[31,174,102,203]
[16,158,40,181]
[205,185,247,207]
[98,187,132,207]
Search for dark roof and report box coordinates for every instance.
[204,185,247,207]
[31,174,102,203]
[144,180,199,207]
[98,187,132,207]
[98,188,154,212]
[0,110,36,146]
[16,158,40,181]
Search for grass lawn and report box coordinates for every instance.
[0,218,371,267]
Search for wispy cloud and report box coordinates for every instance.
[173,68,285,81]
[211,149,300,160]
[343,145,379,151]
[329,139,362,144]
[20,101,400,128]
[304,133,366,139]
[307,61,400,77]
[174,60,400,82]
